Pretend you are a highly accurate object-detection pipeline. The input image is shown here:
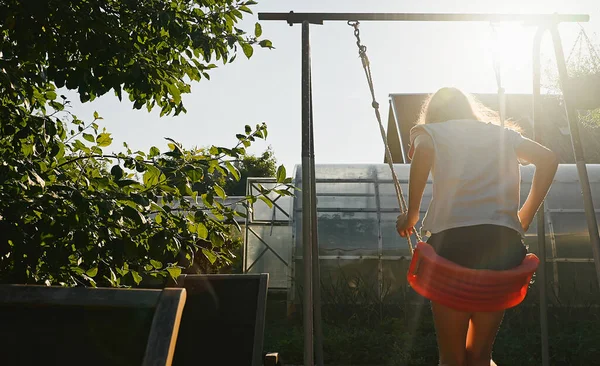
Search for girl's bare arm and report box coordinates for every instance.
[515,137,559,230]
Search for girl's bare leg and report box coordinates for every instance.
[465,310,505,366]
[431,301,471,366]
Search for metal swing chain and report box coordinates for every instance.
[347,20,420,252]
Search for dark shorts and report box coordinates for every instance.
[426,224,528,271]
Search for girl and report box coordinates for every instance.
[396,87,558,366]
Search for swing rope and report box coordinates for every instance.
[490,23,506,127]
[347,20,540,313]
[347,20,419,254]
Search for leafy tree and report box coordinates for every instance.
[0,0,293,288]
[224,147,277,196]
[184,146,277,196]
[2,0,273,116]
[544,28,600,127]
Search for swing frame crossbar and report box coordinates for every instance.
[258,11,599,366]
[258,11,589,24]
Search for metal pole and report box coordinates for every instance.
[532,25,550,366]
[308,47,325,366]
[301,20,314,366]
[243,179,251,273]
[549,26,600,290]
[258,12,589,24]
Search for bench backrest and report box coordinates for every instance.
[168,274,269,366]
[0,285,186,366]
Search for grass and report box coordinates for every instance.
[262,290,600,365]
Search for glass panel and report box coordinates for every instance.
[248,181,293,222]
[245,225,292,289]
[246,234,265,270]
[294,258,379,304]
[381,258,412,301]
[524,212,600,259]
[295,164,375,181]
[555,262,600,304]
[372,164,412,182]
[549,212,600,238]
[295,183,378,210]
[246,249,289,289]
[378,182,432,210]
[315,212,379,255]
[252,196,292,222]
[522,232,547,255]
[381,212,422,256]
[315,196,377,210]
[546,181,587,210]
[519,182,532,207]
[553,233,594,259]
[316,182,375,195]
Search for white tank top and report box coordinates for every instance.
[409,119,525,236]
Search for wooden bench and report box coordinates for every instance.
[0,284,187,366]
[167,273,270,366]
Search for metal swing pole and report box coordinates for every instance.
[532,25,550,366]
[308,29,325,366]
[549,26,600,290]
[300,21,314,366]
[301,20,325,366]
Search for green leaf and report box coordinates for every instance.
[197,223,208,239]
[46,90,57,100]
[225,161,240,181]
[214,184,226,199]
[202,248,217,264]
[275,189,293,196]
[111,165,124,180]
[210,232,225,247]
[149,146,160,158]
[93,111,102,120]
[123,206,147,226]
[143,166,162,187]
[276,165,286,183]
[167,267,182,278]
[168,83,181,103]
[29,170,45,188]
[259,40,274,49]
[131,271,142,285]
[259,196,273,208]
[241,43,253,59]
[72,139,90,153]
[96,133,113,147]
[245,125,252,134]
[150,260,163,269]
[254,22,262,37]
[116,179,140,187]
[86,267,98,277]
[83,133,95,143]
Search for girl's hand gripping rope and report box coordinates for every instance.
[396,211,419,238]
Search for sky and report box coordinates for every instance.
[62,0,600,175]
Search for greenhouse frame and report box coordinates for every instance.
[244,163,600,306]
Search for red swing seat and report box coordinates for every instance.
[406,241,540,312]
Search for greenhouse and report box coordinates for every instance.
[244,163,600,306]
[243,91,600,308]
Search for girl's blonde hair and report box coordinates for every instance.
[417,87,521,132]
